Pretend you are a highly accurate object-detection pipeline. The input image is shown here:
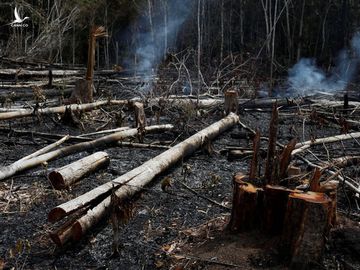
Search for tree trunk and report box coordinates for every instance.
[48,151,110,190]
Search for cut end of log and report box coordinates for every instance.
[48,208,67,223]
[71,221,84,241]
[48,171,66,190]
[49,233,63,247]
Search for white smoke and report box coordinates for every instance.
[287,32,360,96]
[129,0,193,91]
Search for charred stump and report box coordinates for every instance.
[281,192,334,269]
[224,90,238,115]
[228,173,262,232]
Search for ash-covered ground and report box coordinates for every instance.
[0,90,359,270]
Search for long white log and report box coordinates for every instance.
[0,124,173,181]
[0,99,128,120]
[292,132,360,155]
[49,113,240,228]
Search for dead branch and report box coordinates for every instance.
[292,131,360,155]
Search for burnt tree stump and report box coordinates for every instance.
[281,191,333,269]
[263,185,299,234]
[224,90,238,115]
[228,173,262,232]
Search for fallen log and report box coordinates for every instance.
[0,68,82,77]
[298,155,360,194]
[48,113,239,242]
[0,99,128,120]
[0,124,173,181]
[78,127,130,137]
[0,128,91,142]
[0,88,73,102]
[48,152,110,190]
[292,131,360,155]
[17,135,69,163]
[116,141,170,150]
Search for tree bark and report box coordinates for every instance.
[228,173,262,232]
[292,131,360,155]
[48,151,110,190]
[281,191,333,269]
[263,185,298,234]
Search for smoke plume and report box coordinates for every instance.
[129,0,193,89]
[287,32,360,96]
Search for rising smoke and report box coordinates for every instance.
[129,0,193,89]
[287,32,360,96]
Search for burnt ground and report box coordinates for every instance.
[0,92,360,270]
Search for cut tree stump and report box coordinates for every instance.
[48,151,110,190]
[131,101,146,142]
[263,185,299,234]
[224,90,238,115]
[320,181,338,226]
[281,191,333,269]
[69,79,93,104]
[228,173,262,232]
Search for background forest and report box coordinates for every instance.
[1,0,360,95]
